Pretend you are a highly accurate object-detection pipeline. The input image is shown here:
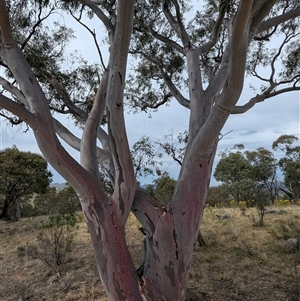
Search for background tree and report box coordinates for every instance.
[34,185,81,217]
[245,147,279,203]
[145,172,176,204]
[215,144,281,206]
[272,134,300,203]
[0,147,52,221]
[0,1,299,300]
[33,187,59,216]
[214,145,256,204]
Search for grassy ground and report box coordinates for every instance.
[1,206,300,301]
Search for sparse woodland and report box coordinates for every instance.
[0,1,299,300]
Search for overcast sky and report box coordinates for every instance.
[0,3,299,186]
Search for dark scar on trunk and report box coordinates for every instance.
[28,77,33,84]
[118,72,122,85]
[144,212,156,233]
[164,261,175,287]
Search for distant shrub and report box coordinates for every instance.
[230,200,238,208]
[27,213,77,274]
[239,201,247,210]
[275,199,290,207]
[42,212,77,228]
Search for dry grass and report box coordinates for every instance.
[1,206,300,301]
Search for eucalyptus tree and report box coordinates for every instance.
[214,145,280,205]
[0,0,299,300]
[272,134,300,203]
[0,147,52,221]
[245,147,279,203]
[145,172,177,204]
[214,145,256,203]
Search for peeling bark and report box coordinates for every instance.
[81,191,143,301]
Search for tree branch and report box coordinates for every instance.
[139,52,190,109]
[132,188,163,233]
[81,70,108,178]
[0,0,15,48]
[249,0,277,37]
[163,0,190,49]
[53,118,112,170]
[205,47,230,100]
[161,71,190,109]
[257,7,300,34]
[106,0,135,222]
[145,26,184,55]
[231,86,300,114]
[197,4,226,54]
[266,86,300,98]
[69,6,107,70]
[20,5,54,51]
[231,94,265,114]
[0,76,28,107]
[80,0,115,40]
[218,0,254,108]
[0,93,36,127]
[45,73,88,121]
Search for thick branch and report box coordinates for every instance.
[132,188,162,233]
[0,0,15,48]
[0,93,36,127]
[232,86,300,114]
[0,76,28,107]
[53,118,112,170]
[146,27,184,54]
[163,0,190,48]
[257,7,300,34]
[45,73,88,121]
[250,0,277,36]
[218,0,253,106]
[106,0,135,223]
[205,47,230,100]
[81,70,108,178]
[170,0,190,47]
[191,2,254,153]
[1,30,51,115]
[231,94,265,114]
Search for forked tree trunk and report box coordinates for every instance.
[80,189,143,301]
[81,160,213,301]
[130,147,215,300]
